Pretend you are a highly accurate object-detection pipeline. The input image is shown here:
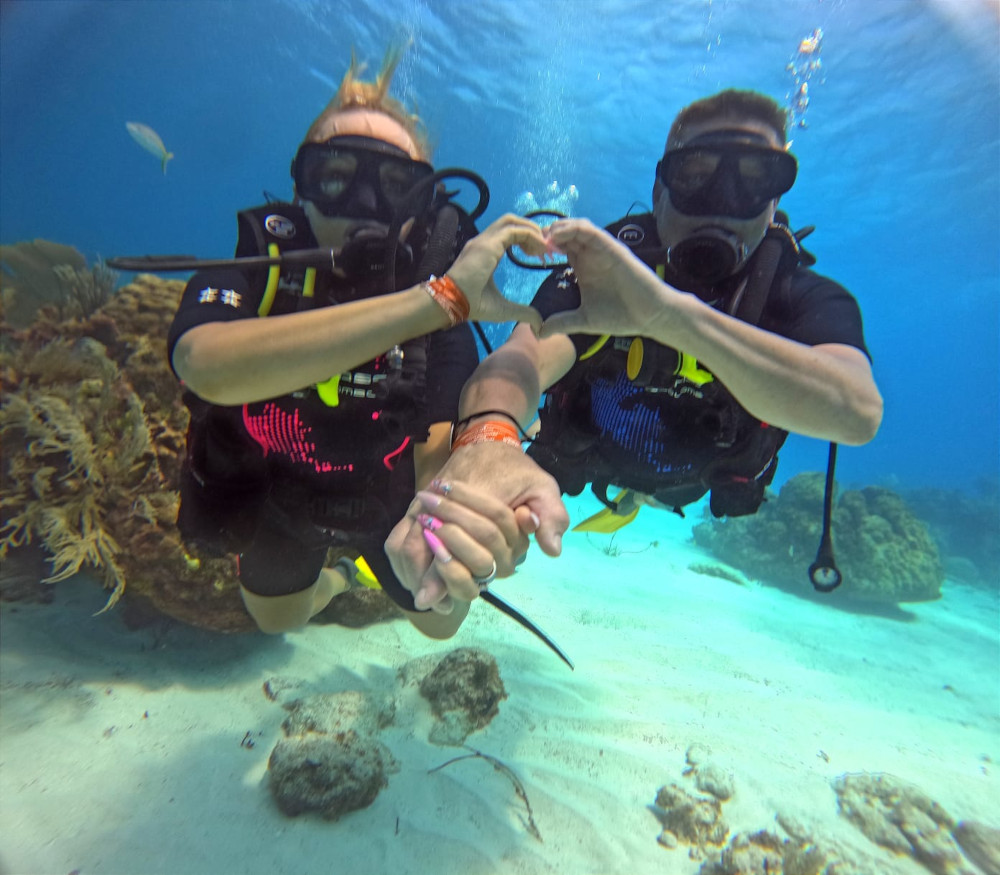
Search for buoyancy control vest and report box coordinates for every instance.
[177,199,478,556]
[527,211,815,519]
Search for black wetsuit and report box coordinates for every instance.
[528,215,871,516]
[167,262,477,611]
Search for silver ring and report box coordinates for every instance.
[472,558,497,589]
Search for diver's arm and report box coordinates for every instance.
[173,214,548,406]
[650,299,883,445]
[458,324,577,428]
[541,218,883,446]
[173,287,452,405]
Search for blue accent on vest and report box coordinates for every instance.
[590,373,694,476]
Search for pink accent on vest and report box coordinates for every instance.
[242,403,355,476]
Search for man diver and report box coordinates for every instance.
[386,88,884,617]
[167,49,547,638]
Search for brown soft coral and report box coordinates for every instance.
[1,265,251,631]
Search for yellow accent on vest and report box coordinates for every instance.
[302,267,316,298]
[676,352,714,385]
[635,265,714,385]
[315,374,340,407]
[626,337,645,380]
[258,243,281,316]
[579,335,610,361]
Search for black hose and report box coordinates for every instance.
[385,168,490,291]
[416,204,460,281]
[106,249,338,273]
[808,442,842,592]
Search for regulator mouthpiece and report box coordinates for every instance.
[667,227,748,283]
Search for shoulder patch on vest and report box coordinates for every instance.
[264,213,298,239]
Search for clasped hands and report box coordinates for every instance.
[386,217,682,612]
[385,442,568,613]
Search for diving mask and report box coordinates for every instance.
[291,135,434,222]
[657,133,797,219]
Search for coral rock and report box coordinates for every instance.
[952,821,1000,875]
[698,830,789,875]
[268,731,388,820]
[417,647,507,746]
[832,772,973,875]
[269,691,397,821]
[312,587,402,628]
[652,783,729,849]
[694,763,735,802]
[281,691,395,738]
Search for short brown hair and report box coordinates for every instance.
[666,89,788,150]
[303,46,431,160]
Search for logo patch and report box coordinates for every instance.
[265,214,297,239]
[198,287,242,308]
[617,223,645,245]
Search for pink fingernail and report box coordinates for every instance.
[529,511,541,528]
[430,479,452,495]
[417,513,443,532]
[422,528,452,562]
[417,490,442,509]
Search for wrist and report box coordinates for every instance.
[647,284,695,345]
[450,419,523,452]
[422,274,470,326]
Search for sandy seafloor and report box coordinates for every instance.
[1,497,997,875]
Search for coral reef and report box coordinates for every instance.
[1,266,251,630]
[1,239,116,327]
[416,647,508,746]
[0,544,55,603]
[902,481,1000,588]
[692,472,945,603]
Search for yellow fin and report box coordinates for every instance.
[572,490,641,533]
[353,555,381,589]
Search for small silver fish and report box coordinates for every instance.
[126,121,174,174]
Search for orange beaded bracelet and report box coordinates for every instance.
[422,274,470,326]
[450,420,523,451]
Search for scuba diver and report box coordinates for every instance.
[386,88,883,616]
[166,49,549,639]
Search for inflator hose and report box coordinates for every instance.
[808,442,843,592]
[416,204,460,280]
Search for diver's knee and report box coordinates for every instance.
[250,614,306,635]
[239,585,313,634]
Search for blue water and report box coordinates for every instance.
[2,0,998,491]
[1,4,999,872]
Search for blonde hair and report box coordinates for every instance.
[303,46,431,160]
